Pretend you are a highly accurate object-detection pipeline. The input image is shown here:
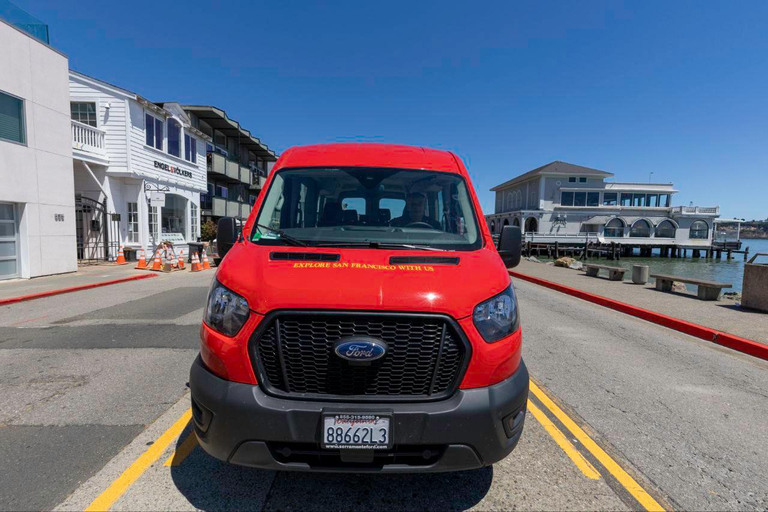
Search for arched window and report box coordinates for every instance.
[604,218,624,238]
[530,191,537,208]
[505,192,513,211]
[690,220,709,239]
[513,217,520,227]
[630,219,652,237]
[495,194,502,213]
[525,217,538,233]
[655,220,676,238]
[161,193,188,240]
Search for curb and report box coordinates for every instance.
[0,273,158,306]
[509,270,768,362]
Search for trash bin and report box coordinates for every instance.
[632,264,649,284]
[188,242,204,263]
[742,253,768,312]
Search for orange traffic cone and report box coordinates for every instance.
[202,249,212,270]
[115,245,128,265]
[150,249,163,271]
[177,250,185,270]
[135,248,147,270]
[190,253,202,272]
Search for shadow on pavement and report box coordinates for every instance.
[170,426,493,511]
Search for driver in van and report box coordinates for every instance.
[390,192,441,229]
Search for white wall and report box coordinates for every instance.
[0,20,76,278]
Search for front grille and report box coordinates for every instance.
[252,313,468,400]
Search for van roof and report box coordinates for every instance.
[274,143,463,174]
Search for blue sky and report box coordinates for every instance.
[17,0,768,220]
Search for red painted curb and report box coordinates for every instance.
[509,270,768,362]
[0,273,158,306]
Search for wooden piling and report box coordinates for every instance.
[744,246,749,262]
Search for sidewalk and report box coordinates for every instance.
[0,264,154,302]
[513,259,768,344]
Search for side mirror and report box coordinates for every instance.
[217,217,237,257]
[498,226,522,268]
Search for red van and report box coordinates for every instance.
[190,143,527,472]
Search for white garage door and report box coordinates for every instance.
[0,202,19,280]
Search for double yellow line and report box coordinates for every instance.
[528,380,665,512]
[86,380,665,512]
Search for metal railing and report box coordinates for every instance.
[671,206,720,215]
[71,120,106,154]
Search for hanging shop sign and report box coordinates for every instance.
[154,160,193,179]
[149,191,166,207]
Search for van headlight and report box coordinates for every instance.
[473,284,519,343]
[204,279,250,336]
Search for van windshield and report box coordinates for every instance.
[252,168,482,251]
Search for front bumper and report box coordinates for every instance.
[189,356,529,472]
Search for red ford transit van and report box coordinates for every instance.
[190,143,526,472]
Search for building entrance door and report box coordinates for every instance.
[0,202,19,280]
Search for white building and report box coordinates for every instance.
[486,161,720,249]
[69,71,210,260]
[0,17,76,280]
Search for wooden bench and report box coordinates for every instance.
[583,264,627,281]
[650,273,732,301]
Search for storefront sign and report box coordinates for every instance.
[154,160,193,179]
[149,192,166,207]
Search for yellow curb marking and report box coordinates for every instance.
[85,409,192,512]
[527,399,600,480]
[529,380,665,512]
[163,431,199,467]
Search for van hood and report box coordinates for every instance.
[215,242,511,320]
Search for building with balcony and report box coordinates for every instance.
[69,71,210,260]
[0,14,75,280]
[177,106,277,224]
[485,161,720,249]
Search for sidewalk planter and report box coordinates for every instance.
[632,264,649,285]
[742,254,768,313]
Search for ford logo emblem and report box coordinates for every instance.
[333,336,387,362]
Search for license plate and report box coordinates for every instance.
[322,414,392,450]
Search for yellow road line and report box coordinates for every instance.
[163,431,199,466]
[85,409,192,512]
[529,380,665,512]
[527,399,601,480]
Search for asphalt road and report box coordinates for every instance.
[0,270,766,510]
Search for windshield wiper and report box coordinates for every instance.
[254,223,308,247]
[313,241,443,251]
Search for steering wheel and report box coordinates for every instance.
[404,221,434,229]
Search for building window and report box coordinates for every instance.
[633,194,646,207]
[161,194,187,239]
[0,91,26,144]
[215,184,228,199]
[167,119,181,157]
[620,193,632,206]
[690,220,709,239]
[561,191,574,206]
[630,219,652,237]
[127,202,139,243]
[587,192,600,207]
[605,218,624,238]
[190,203,198,240]
[655,220,676,238]
[71,102,97,127]
[184,133,197,163]
[0,202,19,279]
[145,113,163,150]
[603,192,617,206]
[148,206,158,243]
[568,177,576,183]
[579,177,587,183]
[573,192,587,207]
[647,194,659,207]
[659,194,671,207]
